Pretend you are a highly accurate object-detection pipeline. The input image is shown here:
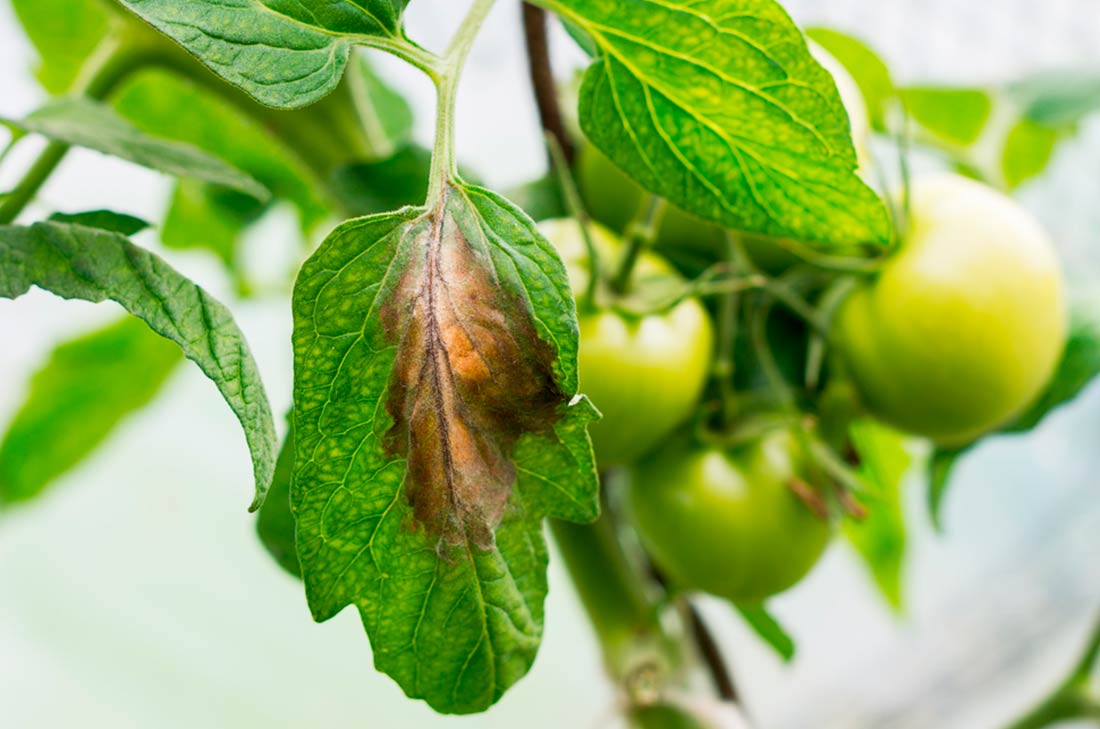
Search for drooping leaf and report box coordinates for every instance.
[5,98,269,200]
[10,0,115,93]
[257,420,300,577]
[112,68,329,231]
[0,316,181,505]
[1001,119,1060,190]
[902,87,992,147]
[539,0,891,247]
[1006,290,1100,433]
[736,604,795,662]
[928,448,963,532]
[1006,70,1100,129]
[845,419,912,611]
[805,28,896,131]
[116,0,413,108]
[48,209,151,235]
[291,183,598,713]
[0,221,277,510]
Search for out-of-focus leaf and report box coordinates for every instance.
[504,174,566,222]
[928,448,963,532]
[0,317,181,505]
[345,53,414,158]
[805,28,896,131]
[0,221,277,510]
[1006,70,1100,129]
[5,98,269,200]
[10,0,114,93]
[48,209,151,236]
[845,419,912,610]
[736,604,795,662]
[330,144,431,216]
[1001,119,1060,190]
[256,421,299,577]
[160,180,266,268]
[903,87,992,147]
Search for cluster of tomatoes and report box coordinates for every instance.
[541,48,1068,605]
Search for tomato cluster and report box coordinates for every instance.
[545,46,1068,605]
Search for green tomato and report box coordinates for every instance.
[538,219,715,466]
[628,429,832,603]
[835,173,1067,446]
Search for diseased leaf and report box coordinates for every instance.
[1001,119,1060,190]
[292,182,598,713]
[902,87,992,147]
[10,0,115,93]
[257,421,300,577]
[736,604,795,662]
[0,221,277,510]
[845,419,911,611]
[0,317,181,505]
[6,98,269,201]
[805,28,895,131]
[48,209,151,235]
[117,0,412,108]
[540,0,891,246]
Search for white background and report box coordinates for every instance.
[2,2,1100,728]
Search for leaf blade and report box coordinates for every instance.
[0,221,277,509]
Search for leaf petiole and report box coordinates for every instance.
[612,194,666,294]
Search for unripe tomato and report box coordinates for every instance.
[628,429,832,603]
[835,174,1067,446]
[538,219,714,466]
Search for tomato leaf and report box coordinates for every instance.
[117,0,412,109]
[5,98,269,201]
[332,145,432,216]
[257,420,300,578]
[805,28,896,131]
[927,448,963,532]
[291,183,598,713]
[0,221,277,510]
[902,87,992,147]
[845,419,912,611]
[538,0,891,247]
[1006,70,1100,129]
[1001,119,1060,190]
[48,209,151,236]
[0,317,181,505]
[10,0,114,93]
[736,604,795,662]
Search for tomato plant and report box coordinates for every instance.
[1,1,1099,727]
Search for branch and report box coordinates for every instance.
[522,3,575,166]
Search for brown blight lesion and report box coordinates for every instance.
[382,187,565,550]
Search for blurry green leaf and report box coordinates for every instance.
[736,604,795,662]
[1006,70,1100,128]
[6,98,269,200]
[504,174,566,222]
[805,28,896,131]
[0,221,277,510]
[845,419,911,610]
[928,448,963,532]
[1006,290,1100,433]
[1001,119,1060,190]
[0,317,181,505]
[256,421,300,578]
[330,144,431,216]
[10,0,114,93]
[540,0,891,247]
[117,0,412,108]
[112,69,328,231]
[629,704,709,729]
[161,180,266,268]
[903,87,992,147]
[48,209,151,235]
[346,53,414,158]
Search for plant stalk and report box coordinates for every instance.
[522,3,575,166]
[612,195,666,294]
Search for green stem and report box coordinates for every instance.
[712,235,742,426]
[427,0,497,206]
[0,142,68,225]
[550,510,673,691]
[613,195,666,294]
[546,133,601,312]
[1004,684,1100,729]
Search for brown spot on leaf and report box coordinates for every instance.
[381,189,564,549]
